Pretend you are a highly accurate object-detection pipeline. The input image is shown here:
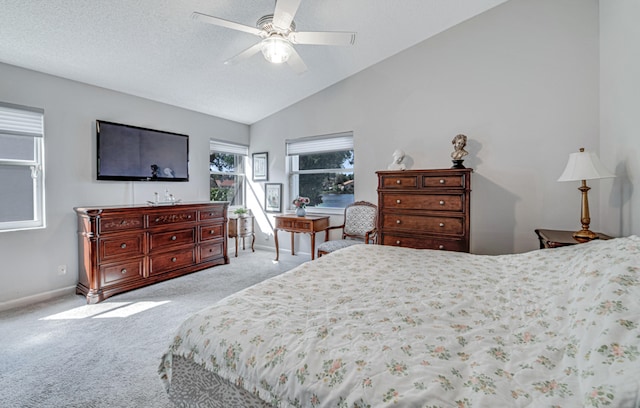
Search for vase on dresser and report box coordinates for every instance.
[296,207,306,216]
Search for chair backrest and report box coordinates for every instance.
[343,201,377,239]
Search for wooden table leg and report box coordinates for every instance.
[234,237,238,257]
[251,233,255,252]
[274,228,280,261]
[290,231,295,255]
[310,232,316,260]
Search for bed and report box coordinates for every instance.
[159,236,640,407]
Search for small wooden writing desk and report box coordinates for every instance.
[274,214,330,261]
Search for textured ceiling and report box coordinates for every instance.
[0,0,508,124]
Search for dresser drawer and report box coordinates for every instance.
[200,222,224,241]
[100,259,144,285]
[382,214,464,235]
[199,241,224,262]
[148,210,196,227]
[380,175,418,189]
[149,248,196,275]
[99,232,145,262]
[421,174,466,188]
[99,215,144,233]
[382,234,465,252]
[383,194,463,211]
[199,207,226,221]
[149,228,195,251]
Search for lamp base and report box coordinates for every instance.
[572,228,598,243]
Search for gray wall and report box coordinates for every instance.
[250,0,601,255]
[599,0,640,238]
[0,63,249,308]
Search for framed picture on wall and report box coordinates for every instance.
[265,183,282,213]
[252,152,268,181]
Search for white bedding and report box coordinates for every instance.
[160,236,640,407]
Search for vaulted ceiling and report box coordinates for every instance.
[0,0,508,124]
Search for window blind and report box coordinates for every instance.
[0,102,44,138]
[286,132,353,155]
[210,139,248,156]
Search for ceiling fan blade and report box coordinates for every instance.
[192,12,263,36]
[286,47,308,75]
[224,42,263,65]
[272,0,301,30]
[290,31,356,46]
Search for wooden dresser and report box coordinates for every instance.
[75,202,228,303]
[376,168,472,252]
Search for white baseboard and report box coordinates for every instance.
[0,286,76,313]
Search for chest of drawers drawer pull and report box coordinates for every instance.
[171,257,177,262]
[396,219,401,224]
[121,268,127,274]
[396,199,401,204]
[439,223,445,227]
[396,240,401,245]
[120,243,127,249]
[439,200,445,205]
[171,235,177,241]
[438,245,445,250]
[396,180,401,184]
[440,179,445,184]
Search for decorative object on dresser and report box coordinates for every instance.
[535,228,613,249]
[228,214,255,257]
[450,134,468,169]
[273,214,329,261]
[377,168,472,252]
[387,149,407,170]
[75,202,228,304]
[557,147,615,242]
[316,201,377,258]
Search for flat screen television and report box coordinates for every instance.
[96,120,189,181]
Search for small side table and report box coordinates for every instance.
[535,228,612,249]
[274,214,330,261]
[228,216,255,257]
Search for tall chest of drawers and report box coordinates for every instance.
[376,168,472,252]
[75,202,228,303]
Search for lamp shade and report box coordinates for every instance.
[557,148,615,182]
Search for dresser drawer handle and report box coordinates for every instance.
[396,240,401,245]
[120,243,127,249]
[208,248,213,253]
[155,218,160,222]
[210,230,215,234]
[396,220,401,224]
[120,220,127,225]
[171,257,177,262]
[439,223,445,227]
[439,200,445,205]
[396,199,401,204]
[396,180,401,184]
[187,215,192,219]
[121,268,127,274]
[170,235,177,241]
[439,179,445,184]
[438,245,445,250]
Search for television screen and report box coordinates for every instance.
[97,120,189,181]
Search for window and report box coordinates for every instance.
[209,140,248,207]
[287,132,354,210]
[0,102,45,232]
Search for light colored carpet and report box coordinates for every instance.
[0,249,307,408]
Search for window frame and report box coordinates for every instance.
[0,102,45,233]
[286,132,354,214]
[209,140,248,209]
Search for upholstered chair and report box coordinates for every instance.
[317,201,378,258]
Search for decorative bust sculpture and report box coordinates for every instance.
[388,149,407,170]
[451,134,468,160]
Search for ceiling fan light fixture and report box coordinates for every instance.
[260,36,292,64]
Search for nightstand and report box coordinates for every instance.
[535,228,613,249]
[228,216,255,257]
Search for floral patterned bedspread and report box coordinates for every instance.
[159,236,640,407]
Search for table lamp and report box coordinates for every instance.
[557,148,615,242]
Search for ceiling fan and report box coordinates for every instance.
[192,0,356,74]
